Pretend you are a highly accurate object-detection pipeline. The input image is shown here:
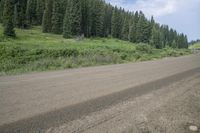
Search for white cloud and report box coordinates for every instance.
[107,0,199,17]
[131,0,179,17]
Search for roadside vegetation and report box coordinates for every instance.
[189,42,200,49]
[0,25,190,75]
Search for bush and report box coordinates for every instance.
[136,43,152,54]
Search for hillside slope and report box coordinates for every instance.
[0,25,190,75]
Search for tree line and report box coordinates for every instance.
[0,0,188,48]
[189,39,200,46]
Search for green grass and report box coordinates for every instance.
[0,25,191,75]
[189,42,200,49]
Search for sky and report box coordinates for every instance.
[106,0,200,41]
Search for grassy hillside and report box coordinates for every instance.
[0,25,190,75]
[189,42,200,49]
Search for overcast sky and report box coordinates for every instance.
[106,0,200,41]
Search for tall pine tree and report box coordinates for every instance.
[26,0,37,26]
[102,4,112,37]
[63,0,81,37]
[51,0,64,34]
[129,14,136,42]
[0,0,5,23]
[90,0,104,36]
[112,7,122,38]
[150,24,163,48]
[122,15,130,41]
[36,0,45,25]
[135,11,150,43]
[63,0,72,38]
[71,0,81,35]
[80,0,90,37]
[15,0,27,28]
[3,0,15,37]
[42,0,53,33]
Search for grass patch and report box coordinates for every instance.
[0,25,191,75]
[189,42,200,49]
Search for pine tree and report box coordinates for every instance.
[42,0,53,33]
[168,29,174,47]
[183,35,188,48]
[26,0,37,26]
[177,33,188,48]
[36,0,45,25]
[150,25,161,48]
[63,0,72,38]
[122,16,129,40]
[80,0,89,36]
[83,0,93,37]
[135,13,143,42]
[0,0,5,23]
[63,0,82,37]
[90,0,104,36]
[134,11,139,24]
[171,40,177,48]
[51,0,64,34]
[14,0,27,28]
[129,18,136,42]
[135,11,150,43]
[3,0,15,37]
[102,4,112,37]
[111,7,122,38]
[159,30,165,48]
[160,25,169,47]
[111,7,117,38]
[71,0,81,35]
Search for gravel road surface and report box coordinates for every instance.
[0,55,200,132]
[46,72,200,133]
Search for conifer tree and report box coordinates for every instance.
[15,0,27,28]
[0,0,5,23]
[135,14,143,42]
[111,7,122,38]
[90,0,104,36]
[71,0,81,35]
[102,4,112,37]
[177,33,188,48]
[51,0,64,34]
[150,25,161,48]
[63,0,72,38]
[3,0,15,37]
[63,0,81,37]
[36,0,45,25]
[183,35,188,48]
[134,11,139,24]
[26,0,37,26]
[122,17,129,40]
[135,11,150,43]
[80,0,89,36]
[42,0,53,33]
[129,19,136,42]
[171,40,177,48]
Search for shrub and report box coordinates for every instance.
[136,43,152,54]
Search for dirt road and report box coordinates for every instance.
[46,70,200,133]
[0,55,200,132]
